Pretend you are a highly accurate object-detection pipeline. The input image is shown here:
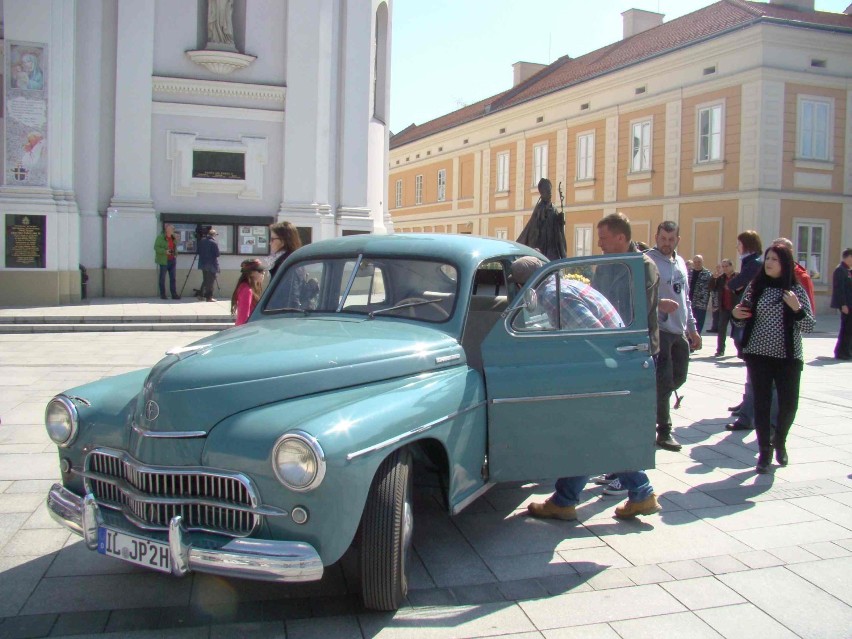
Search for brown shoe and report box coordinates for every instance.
[614,494,662,519]
[527,499,577,521]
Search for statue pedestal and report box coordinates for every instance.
[186,49,256,75]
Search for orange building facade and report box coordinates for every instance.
[388,1,852,311]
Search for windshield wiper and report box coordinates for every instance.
[369,298,442,319]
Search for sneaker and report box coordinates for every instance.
[614,494,662,519]
[527,499,577,521]
[603,478,628,496]
[591,473,616,485]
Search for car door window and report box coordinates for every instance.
[512,263,630,332]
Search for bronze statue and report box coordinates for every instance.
[517,178,566,261]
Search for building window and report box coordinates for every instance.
[574,225,592,257]
[494,227,508,240]
[795,221,827,284]
[533,143,548,186]
[415,174,423,205]
[798,97,832,161]
[395,179,402,208]
[697,104,722,163]
[576,133,595,180]
[496,152,510,192]
[630,119,652,172]
[437,169,446,202]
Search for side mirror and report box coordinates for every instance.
[523,288,538,311]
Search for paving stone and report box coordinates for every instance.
[2,528,70,556]
[484,551,577,582]
[451,582,505,605]
[732,550,785,569]
[46,538,146,577]
[0,554,54,617]
[286,615,361,639]
[610,610,723,638]
[658,560,712,580]
[536,574,593,596]
[405,588,457,608]
[729,519,851,550]
[766,545,821,564]
[786,556,852,605]
[660,576,746,610]
[496,578,549,602]
[0,613,56,639]
[705,478,850,506]
[662,490,727,510]
[210,622,287,639]
[49,610,109,637]
[799,541,851,559]
[690,500,818,532]
[584,568,634,590]
[618,564,674,585]
[788,494,852,529]
[695,603,799,639]
[520,583,686,630]
[719,566,852,639]
[0,480,12,493]
[695,555,750,575]
[0,493,44,513]
[6,480,57,494]
[358,601,537,639]
[555,545,633,574]
[833,538,852,552]
[542,625,621,639]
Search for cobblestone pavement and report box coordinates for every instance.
[0,308,850,638]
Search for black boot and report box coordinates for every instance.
[775,447,788,466]
[773,427,788,466]
[755,447,772,474]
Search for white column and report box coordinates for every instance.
[664,100,682,197]
[451,156,460,212]
[603,116,619,203]
[105,0,156,295]
[280,0,336,240]
[514,139,526,211]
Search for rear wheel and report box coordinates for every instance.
[359,447,413,611]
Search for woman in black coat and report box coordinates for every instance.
[268,221,302,279]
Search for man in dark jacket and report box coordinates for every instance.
[197,228,221,302]
[831,248,852,360]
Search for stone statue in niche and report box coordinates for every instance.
[207,0,236,51]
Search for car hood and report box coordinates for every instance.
[134,317,465,435]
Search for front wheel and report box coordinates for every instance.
[359,447,413,611]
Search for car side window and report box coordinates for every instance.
[512,263,630,332]
[341,261,387,309]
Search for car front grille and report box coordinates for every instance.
[84,449,259,536]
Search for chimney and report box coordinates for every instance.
[769,0,815,10]
[621,8,664,40]
[513,61,547,87]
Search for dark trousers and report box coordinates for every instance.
[158,261,177,298]
[716,308,734,354]
[656,331,690,434]
[709,309,720,332]
[201,270,216,300]
[835,311,852,359]
[691,305,707,333]
[746,356,802,449]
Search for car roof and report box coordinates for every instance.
[294,233,543,270]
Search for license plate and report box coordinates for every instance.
[97,527,171,574]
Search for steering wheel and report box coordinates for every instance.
[395,297,450,320]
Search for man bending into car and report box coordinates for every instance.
[512,255,662,521]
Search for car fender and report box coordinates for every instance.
[202,365,486,565]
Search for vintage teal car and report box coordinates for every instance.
[45,233,655,610]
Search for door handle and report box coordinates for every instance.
[616,343,650,353]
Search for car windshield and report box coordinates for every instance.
[263,256,458,322]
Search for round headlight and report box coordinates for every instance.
[45,396,78,447]
[272,431,326,492]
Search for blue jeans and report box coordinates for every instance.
[158,261,177,298]
[737,372,778,427]
[552,471,654,506]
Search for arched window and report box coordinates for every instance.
[373,2,389,123]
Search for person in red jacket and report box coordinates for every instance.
[774,237,815,314]
[231,259,265,326]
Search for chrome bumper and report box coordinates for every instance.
[47,483,324,583]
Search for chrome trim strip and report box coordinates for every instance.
[132,424,208,439]
[346,402,485,461]
[45,485,324,583]
[451,482,495,516]
[491,390,630,405]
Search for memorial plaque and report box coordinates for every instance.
[192,151,245,180]
[5,214,46,268]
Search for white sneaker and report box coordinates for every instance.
[603,478,628,496]
[591,473,616,486]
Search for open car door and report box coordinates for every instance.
[482,254,656,483]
